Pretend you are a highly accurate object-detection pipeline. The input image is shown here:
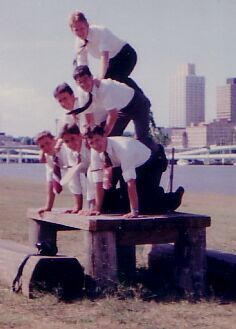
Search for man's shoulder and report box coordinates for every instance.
[100,78,120,90]
[90,24,107,33]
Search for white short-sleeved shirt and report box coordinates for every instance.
[57,97,87,135]
[75,25,126,65]
[66,140,90,170]
[90,136,151,183]
[45,144,69,182]
[65,140,92,195]
[45,143,87,195]
[82,79,135,124]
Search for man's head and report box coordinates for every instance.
[34,131,56,155]
[60,124,82,152]
[69,11,89,40]
[84,125,107,153]
[73,65,93,93]
[53,83,76,110]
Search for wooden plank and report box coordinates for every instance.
[27,208,123,231]
[117,229,179,245]
[27,209,211,232]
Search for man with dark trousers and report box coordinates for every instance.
[84,125,184,218]
[70,65,163,153]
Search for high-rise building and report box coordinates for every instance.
[169,64,205,127]
[216,78,236,122]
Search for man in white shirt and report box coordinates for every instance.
[85,125,184,218]
[53,82,87,135]
[35,130,84,215]
[69,11,137,86]
[71,65,161,155]
[59,123,95,208]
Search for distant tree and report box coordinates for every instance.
[182,131,188,148]
[149,110,170,146]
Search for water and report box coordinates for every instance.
[0,163,236,195]
[161,165,236,195]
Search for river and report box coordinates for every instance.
[0,163,235,195]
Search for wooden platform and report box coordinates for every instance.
[27,209,211,296]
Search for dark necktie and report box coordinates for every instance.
[52,155,62,194]
[67,92,93,115]
[103,151,113,190]
[83,39,88,48]
[73,39,89,67]
[103,151,113,168]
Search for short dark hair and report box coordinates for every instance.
[84,125,105,139]
[73,65,92,80]
[53,83,74,98]
[60,123,81,138]
[34,131,54,144]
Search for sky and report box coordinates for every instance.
[1,0,236,137]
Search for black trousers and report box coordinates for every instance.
[136,153,177,214]
[110,90,160,153]
[102,149,168,215]
[101,167,130,214]
[104,43,143,94]
[104,44,137,80]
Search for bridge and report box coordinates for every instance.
[1,144,236,165]
[166,145,236,165]
[0,145,40,163]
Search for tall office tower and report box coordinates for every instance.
[216,78,236,122]
[169,64,205,127]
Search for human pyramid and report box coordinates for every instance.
[35,11,184,218]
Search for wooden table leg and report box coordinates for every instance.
[28,219,57,248]
[174,227,206,298]
[84,231,118,291]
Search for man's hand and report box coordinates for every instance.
[38,208,51,217]
[64,208,81,214]
[85,209,101,216]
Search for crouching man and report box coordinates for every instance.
[84,125,184,218]
[35,130,85,215]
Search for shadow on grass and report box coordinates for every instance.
[82,264,236,304]
[29,249,236,304]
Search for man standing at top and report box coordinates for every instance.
[69,11,139,91]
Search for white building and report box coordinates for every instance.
[169,120,236,149]
[216,78,236,122]
[169,64,205,128]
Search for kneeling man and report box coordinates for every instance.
[85,125,184,218]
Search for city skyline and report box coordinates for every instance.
[169,63,205,128]
[1,0,236,137]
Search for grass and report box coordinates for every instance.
[0,176,235,328]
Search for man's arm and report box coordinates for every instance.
[104,109,118,136]
[38,181,55,216]
[86,182,104,216]
[124,179,139,218]
[99,51,109,79]
[95,182,104,213]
